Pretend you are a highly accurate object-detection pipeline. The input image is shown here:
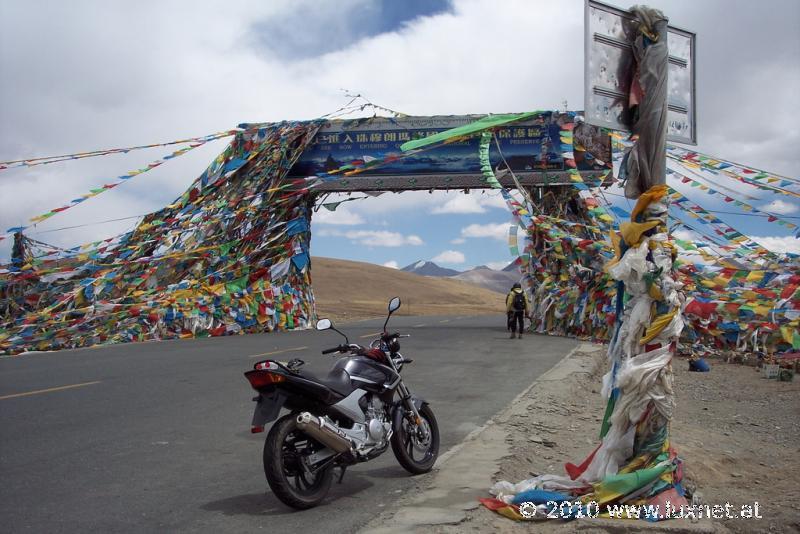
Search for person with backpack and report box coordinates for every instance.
[506,283,530,339]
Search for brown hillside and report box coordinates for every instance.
[311,257,505,322]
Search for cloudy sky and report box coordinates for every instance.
[1,0,798,269]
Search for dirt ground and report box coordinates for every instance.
[441,345,800,533]
[311,257,505,323]
[672,356,800,532]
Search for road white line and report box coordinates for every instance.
[248,346,308,358]
[413,324,426,328]
[0,380,102,401]
[439,319,450,324]
[359,332,382,339]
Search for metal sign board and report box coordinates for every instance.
[584,0,696,144]
[288,113,612,192]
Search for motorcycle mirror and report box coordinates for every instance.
[318,318,349,343]
[384,297,401,333]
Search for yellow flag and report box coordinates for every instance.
[746,271,765,283]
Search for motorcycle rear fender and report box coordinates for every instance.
[252,389,287,427]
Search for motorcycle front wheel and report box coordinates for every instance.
[391,404,440,474]
[263,413,333,509]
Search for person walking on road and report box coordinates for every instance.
[506,283,530,339]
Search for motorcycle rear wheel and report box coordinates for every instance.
[264,413,333,509]
[391,404,439,474]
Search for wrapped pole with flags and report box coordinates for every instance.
[484,4,693,521]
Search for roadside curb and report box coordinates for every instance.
[359,342,599,533]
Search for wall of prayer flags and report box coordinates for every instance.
[1,113,797,356]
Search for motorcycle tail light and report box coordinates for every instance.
[245,370,286,389]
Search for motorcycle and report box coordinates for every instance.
[244,297,440,509]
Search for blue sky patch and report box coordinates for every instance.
[251,0,452,60]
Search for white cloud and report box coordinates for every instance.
[749,235,800,254]
[431,250,465,264]
[431,192,510,214]
[478,193,510,210]
[383,260,399,269]
[672,228,697,242]
[432,195,486,214]
[450,237,466,244]
[312,191,446,219]
[762,199,799,215]
[460,222,510,241]
[312,206,365,225]
[317,229,423,247]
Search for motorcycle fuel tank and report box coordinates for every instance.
[337,356,399,393]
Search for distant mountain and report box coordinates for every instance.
[451,265,520,294]
[312,257,506,322]
[400,260,460,277]
[399,260,522,293]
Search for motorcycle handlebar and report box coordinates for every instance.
[382,332,410,340]
[321,343,362,355]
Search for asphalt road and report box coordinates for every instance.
[0,314,576,533]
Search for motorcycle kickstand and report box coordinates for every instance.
[337,465,347,484]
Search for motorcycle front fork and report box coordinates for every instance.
[397,381,429,440]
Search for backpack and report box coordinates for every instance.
[512,291,526,311]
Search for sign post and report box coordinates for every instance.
[578,0,695,511]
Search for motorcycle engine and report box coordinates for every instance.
[363,396,392,451]
[337,395,393,458]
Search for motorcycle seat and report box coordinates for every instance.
[298,368,356,397]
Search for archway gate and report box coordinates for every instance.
[0,111,613,355]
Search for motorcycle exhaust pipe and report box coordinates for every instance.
[296,412,353,454]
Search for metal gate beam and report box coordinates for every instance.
[304,170,601,192]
